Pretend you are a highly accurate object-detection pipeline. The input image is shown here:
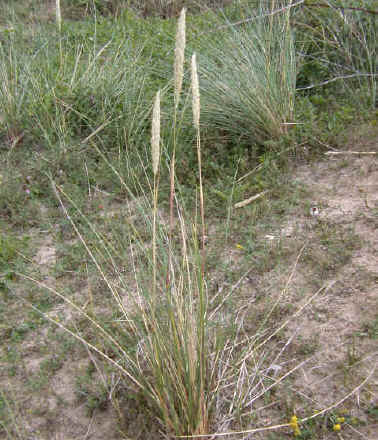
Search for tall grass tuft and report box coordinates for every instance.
[197,1,296,145]
[298,2,377,108]
[33,28,215,432]
[0,31,150,169]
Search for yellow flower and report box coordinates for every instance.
[294,426,301,436]
[236,243,245,250]
[290,415,301,436]
[336,417,345,423]
[333,424,341,431]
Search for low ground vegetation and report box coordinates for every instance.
[0,1,377,439]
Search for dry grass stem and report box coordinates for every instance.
[234,191,268,209]
[174,7,186,106]
[325,150,377,155]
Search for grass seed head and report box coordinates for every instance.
[56,0,62,32]
[174,7,186,106]
[151,90,160,176]
[191,53,200,129]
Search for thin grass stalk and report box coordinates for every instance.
[191,53,205,276]
[283,0,294,132]
[191,52,208,435]
[151,90,161,298]
[56,0,62,32]
[55,0,63,67]
[168,7,186,287]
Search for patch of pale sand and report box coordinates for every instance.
[22,358,120,440]
[35,239,56,267]
[353,252,378,276]
[51,361,120,440]
[285,146,378,422]
[34,235,56,284]
[288,299,377,428]
[45,303,74,325]
[352,217,378,275]
[24,355,45,374]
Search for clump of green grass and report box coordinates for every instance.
[196,1,296,146]
[297,2,377,108]
[0,23,151,154]
[0,231,29,274]
[0,389,27,439]
[362,315,378,340]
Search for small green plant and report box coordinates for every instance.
[75,362,109,415]
[362,315,378,339]
[0,233,18,267]
[296,335,319,356]
[0,389,26,439]
[0,232,29,272]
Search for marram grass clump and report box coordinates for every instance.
[197,2,296,145]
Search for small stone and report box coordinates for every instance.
[310,206,320,217]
